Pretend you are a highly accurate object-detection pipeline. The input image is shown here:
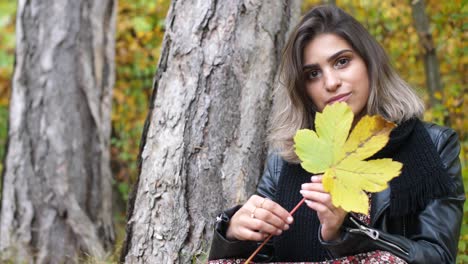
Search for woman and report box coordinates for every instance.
[208,5,464,263]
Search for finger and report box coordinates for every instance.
[260,199,294,224]
[301,182,325,192]
[250,194,268,207]
[237,227,269,241]
[304,199,331,215]
[257,197,268,208]
[247,195,272,215]
[252,207,290,231]
[300,190,333,207]
[240,215,283,236]
[311,175,323,183]
[243,204,289,231]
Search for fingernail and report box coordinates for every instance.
[299,190,304,194]
[276,229,283,235]
[284,224,290,230]
[287,216,293,223]
[305,200,312,206]
[311,176,316,182]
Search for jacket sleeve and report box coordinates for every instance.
[320,126,465,264]
[256,152,283,200]
[208,152,282,261]
[208,205,259,260]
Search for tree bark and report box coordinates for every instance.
[121,0,300,263]
[0,0,116,263]
[410,0,442,106]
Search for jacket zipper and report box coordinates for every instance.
[348,217,409,256]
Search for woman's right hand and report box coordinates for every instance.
[226,195,293,241]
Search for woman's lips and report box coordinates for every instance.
[326,92,352,104]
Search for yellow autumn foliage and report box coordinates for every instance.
[294,103,402,214]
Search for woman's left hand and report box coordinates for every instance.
[300,175,347,241]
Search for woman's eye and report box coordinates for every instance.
[306,70,321,80]
[335,57,349,68]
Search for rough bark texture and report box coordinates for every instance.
[121,0,300,263]
[411,0,442,106]
[0,0,116,263]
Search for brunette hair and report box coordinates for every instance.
[268,5,424,163]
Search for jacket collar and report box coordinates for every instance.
[370,187,390,226]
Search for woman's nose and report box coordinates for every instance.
[324,70,341,92]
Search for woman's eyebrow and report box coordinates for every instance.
[303,49,353,70]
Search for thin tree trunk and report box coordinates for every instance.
[0,0,116,263]
[411,0,442,106]
[121,0,300,263]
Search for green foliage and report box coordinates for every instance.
[0,1,15,106]
[0,0,15,201]
[111,0,171,196]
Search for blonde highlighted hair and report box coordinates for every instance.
[268,5,424,163]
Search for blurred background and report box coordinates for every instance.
[0,0,465,262]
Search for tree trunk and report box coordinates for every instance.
[0,0,116,263]
[121,0,300,263]
[410,0,442,106]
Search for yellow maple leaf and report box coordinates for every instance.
[294,102,402,214]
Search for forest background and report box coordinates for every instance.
[0,0,466,262]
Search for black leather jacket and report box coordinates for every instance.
[209,123,465,263]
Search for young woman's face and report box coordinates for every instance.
[303,33,370,119]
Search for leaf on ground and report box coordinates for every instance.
[294,102,402,214]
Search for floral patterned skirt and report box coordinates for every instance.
[208,250,407,264]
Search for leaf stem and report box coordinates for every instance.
[244,197,306,264]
